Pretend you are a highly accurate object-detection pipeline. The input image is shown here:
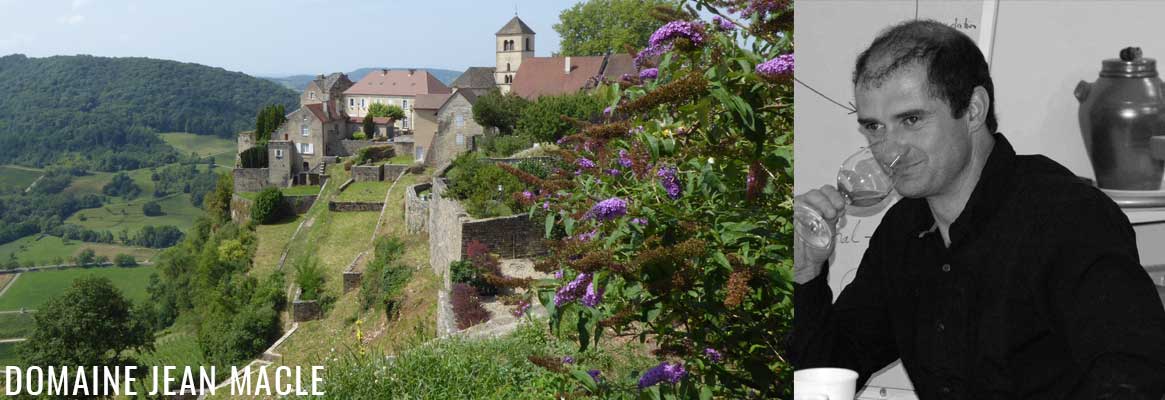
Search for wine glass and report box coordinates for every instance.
[794,146,903,249]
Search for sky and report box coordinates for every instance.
[0,0,583,77]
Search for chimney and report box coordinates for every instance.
[323,100,328,117]
[565,57,571,74]
[408,68,416,76]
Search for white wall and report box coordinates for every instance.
[795,1,1165,397]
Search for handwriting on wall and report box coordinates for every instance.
[835,219,874,246]
[947,17,977,30]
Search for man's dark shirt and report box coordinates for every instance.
[791,134,1165,399]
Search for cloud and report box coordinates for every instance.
[71,0,91,10]
[57,14,85,25]
[0,33,34,49]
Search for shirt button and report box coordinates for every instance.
[936,321,945,332]
[941,263,951,272]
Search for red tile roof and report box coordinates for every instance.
[344,69,452,97]
[511,56,606,100]
[414,93,453,110]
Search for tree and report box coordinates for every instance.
[514,92,604,143]
[472,89,530,135]
[142,200,163,216]
[362,114,376,137]
[204,172,234,223]
[114,253,137,267]
[255,104,287,144]
[102,172,142,199]
[19,276,154,369]
[367,103,405,120]
[553,0,679,56]
[76,248,97,266]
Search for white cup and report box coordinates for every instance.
[794,368,859,400]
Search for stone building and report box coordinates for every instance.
[495,16,535,94]
[342,69,451,133]
[413,90,483,167]
[510,53,634,100]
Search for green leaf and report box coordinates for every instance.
[565,217,576,236]
[700,385,714,400]
[544,213,555,239]
[570,368,599,393]
[576,310,591,352]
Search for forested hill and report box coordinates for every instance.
[0,54,298,171]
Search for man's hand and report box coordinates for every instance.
[794,185,847,284]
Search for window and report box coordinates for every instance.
[301,124,308,136]
[402,99,409,109]
[525,38,530,51]
[506,63,511,72]
[455,114,464,128]
[456,133,465,145]
[309,91,316,100]
[275,149,284,159]
[402,117,410,129]
[300,143,314,154]
[349,98,355,108]
[360,98,366,109]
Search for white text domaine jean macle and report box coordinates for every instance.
[4,365,325,396]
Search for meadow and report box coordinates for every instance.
[0,265,156,310]
[0,312,35,339]
[0,235,158,266]
[0,165,42,192]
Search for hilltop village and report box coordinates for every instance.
[235,16,634,188]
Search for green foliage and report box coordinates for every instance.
[30,172,73,195]
[250,186,285,224]
[472,88,530,135]
[196,272,284,367]
[102,172,142,199]
[18,276,154,368]
[254,104,287,144]
[114,253,137,267]
[482,134,534,157]
[142,200,163,216]
[367,103,406,120]
[204,172,234,223]
[554,0,680,56]
[76,248,97,266]
[293,256,325,301]
[515,93,605,143]
[353,145,395,165]
[362,114,376,138]
[239,145,269,168]
[351,130,367,140]
[516,159,552,179]
[149,162,219,206]
[360,236,410,313]
[130,225,184,248]
[445,152,525,218]
[0,54,297,171]
[533,2,794,397]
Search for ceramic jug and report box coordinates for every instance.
[1075,47,1165,190]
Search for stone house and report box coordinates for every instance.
[413,90,483,166]
[342,69,452,133]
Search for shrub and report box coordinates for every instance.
[250,187,284,224]
[142,201,163,216]
[294,256,325,301]
[239,145,269,168]
[354,145,395,165]
[352,130,367,140]
[114,253,137,267]
[102,172,142,199]
[451,283,489,330]
[515,159,551,179]
[445,152,525,218]
[360,236,410,312]
[514,93,604,143]
[130,225,185,248]
[488,134,534,157]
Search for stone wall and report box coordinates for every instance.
[233,168,269,193]
[352,165,382,182]
[284,195,318,214]
[292,299,322,322]
[230,194,254,225]
[342,252,367,294]
[462,214,546,259]
[237,133,255,167]
[339,140,376,157]
[428,178,464,280]
[405,183,431,234]
[329,201,383,212]
[383,164,409,179]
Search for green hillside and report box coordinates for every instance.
[0,54,296,171]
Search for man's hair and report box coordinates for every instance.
[853,19,997,133]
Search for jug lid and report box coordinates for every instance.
[1101,47,1158,78]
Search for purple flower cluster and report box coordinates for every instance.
[631,218,648,226]
[705,348,723,363]
[634,42,672,69]
[521,191,534,201]
[554,272,593,306]
[581,281,604,308]
[712,16,734,31]
[739,0,788,20]
[587,369,602,382]
[587,197,628,221]
[576,229,598,242]
[649,21,705,48]
[562,356,575,364]
[618,149,633,168]
[554,269,564,279]
[756,53,794,79]
[638,362,687,389]
[657,166,682,199]
[628,125,646,136]
[577,157,597,169]
[603,106,613,116]
[542,201,550,211]
[605,168,621,176]
[511,300,531,317]
[639,68,659,80]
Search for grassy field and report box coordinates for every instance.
[160,132,237,171]
[0,265,156,310]
[0,313,35,339]
[334,181,391,202]
[0,165,42,192]
[0,235,158,266]
[66,193,204,233]
[0,342,18,367]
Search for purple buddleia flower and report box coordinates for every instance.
[577,157,597,169]
[563,356,575,364]
[705,348,723,363]
[605,168,621,176]
[587,369,602,382]
[587,197,628,221]
[554,269,564,279]
[631,218,648,226]
[603,106,613,116]
[638,362,687,389]
[511,300,531,317]
[542,201,550,211]
[756,53,794,79]
[741,0,789,19]
[554,272,593,306]
[521,191,534,201]
[634,42,672,69]
[713,16,734,31]
[639,68,659,80]
[581,281,604,307]
[657,166,682,199]
[649,21,705,48]
[576,229,598,242]
[618,149,633,168]
[628,125,645,136]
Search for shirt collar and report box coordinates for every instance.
[909,132,1017,244]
